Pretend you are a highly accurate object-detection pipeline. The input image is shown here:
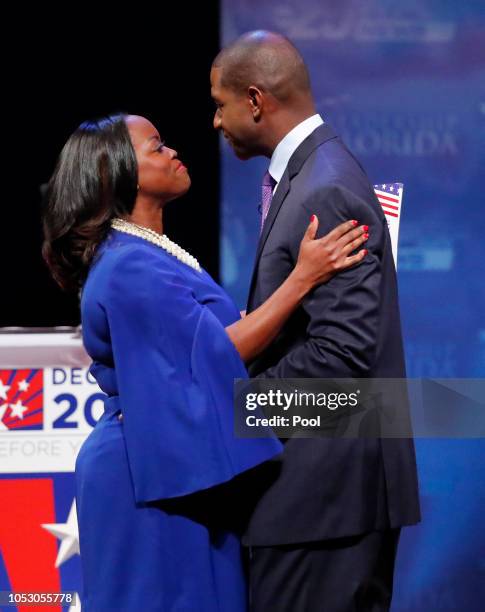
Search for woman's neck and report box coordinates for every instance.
[125,200,164,234]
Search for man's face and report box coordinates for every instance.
[210,66,260,160]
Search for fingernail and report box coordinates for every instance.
[363,233,369,240]
[352,220,358,226]
[310,215,316,223]
[363,249,368,255]
[363,225,369,231]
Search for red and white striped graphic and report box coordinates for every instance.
[373,183,403,219]
[373,183,404,268]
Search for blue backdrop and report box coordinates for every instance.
[220,2,485,609]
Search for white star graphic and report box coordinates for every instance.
[0,379,10,401]
[381,184,386,189]
[0,404,8,430]
[18,379,30,392]
[9,400,28,420]
[68,593,81,611]
[389,185,394,192]
[42,499,80,567]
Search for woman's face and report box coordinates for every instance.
[125,115,191,202]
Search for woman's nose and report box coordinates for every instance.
[213,112,221,130]
[166,147,178,159]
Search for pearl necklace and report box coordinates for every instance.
[111,218,202,272]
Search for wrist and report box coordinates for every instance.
[288,266,312,300]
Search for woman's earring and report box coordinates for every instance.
[137,184,140,191]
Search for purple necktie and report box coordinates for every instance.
[260,171,276,233]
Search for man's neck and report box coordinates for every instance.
[266,107,317,155]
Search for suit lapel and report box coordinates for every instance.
[247,123,338,309]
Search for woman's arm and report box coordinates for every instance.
[226,217,368,363]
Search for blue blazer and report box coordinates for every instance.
[76,233,283,610]
[81,233,282,504]
[243,123,421,546]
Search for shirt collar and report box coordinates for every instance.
[268,114,324,185]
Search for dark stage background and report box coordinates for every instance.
[2,6,221,327]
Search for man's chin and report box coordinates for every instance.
[233,147,252,161]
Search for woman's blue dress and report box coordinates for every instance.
[75,230,282,611]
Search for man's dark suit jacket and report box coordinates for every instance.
[243,123,420,547]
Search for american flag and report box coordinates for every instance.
[373,183,404,268]
[373,183,403,220]
[0,369,43,430]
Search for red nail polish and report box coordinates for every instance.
[363,233,369,240]
[363,249,368,255]
[310,215,316,223]
[363,225,369,231]
[352,220,358,226]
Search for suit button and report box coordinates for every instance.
[118,413,123,421]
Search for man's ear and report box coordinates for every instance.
[248,85,263,121]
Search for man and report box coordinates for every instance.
[211,31,420,612]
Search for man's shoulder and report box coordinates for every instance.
[294,134,374,199]
[311,135,365,176]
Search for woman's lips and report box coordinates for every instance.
[175,162,187,173]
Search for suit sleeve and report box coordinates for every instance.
[105,246,282,503]
[258,184,388,379]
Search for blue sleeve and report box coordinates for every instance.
[105,245,282,503]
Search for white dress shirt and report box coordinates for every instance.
[268,114,324,192]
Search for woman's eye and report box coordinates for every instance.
[156,141,166,152]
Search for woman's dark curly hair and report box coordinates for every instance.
[42,113,138,291]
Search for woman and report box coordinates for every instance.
[42,113,368,611]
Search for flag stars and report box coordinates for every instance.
[18,379,30,392]
[0,379,10,401]
[9,400,28,420]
